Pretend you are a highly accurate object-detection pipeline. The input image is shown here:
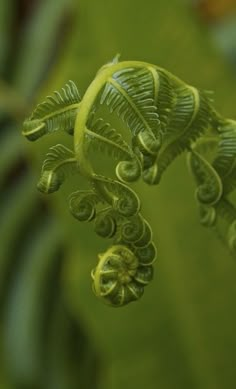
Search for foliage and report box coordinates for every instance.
[22,56,236,307]
[3,1,236,388]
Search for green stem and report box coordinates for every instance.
[89,176,115,206]
[73,60,158,176]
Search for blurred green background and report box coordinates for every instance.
[1,0,236,388]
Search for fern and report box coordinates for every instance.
[212,120,236,194]
[22,57,236,307]
[187,149,222,206]
[37,144,78,194]
[100,67,160,135]
[22,80,81,141]
[85,116,133,161]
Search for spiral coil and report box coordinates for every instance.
[22,57,236,306]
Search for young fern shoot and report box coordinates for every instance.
[22,56,236,307]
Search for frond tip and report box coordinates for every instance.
[22,81,81,141]
[187,150,223,206]
[37,144,78,194]
[91,245,153,307]
[69,190,100,222]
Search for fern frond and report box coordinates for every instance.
[153,69,176,132]
[85,116,133,161]
[154,88,213,183]
[94,207,117,239]
[37,144,78,194]
[100,67,160,137]
[92,175,141,217]
[85,116,143,182]
[213,121,236,194]
[187,149,223,206]
[115,157,142,183]
[69,190,101,222]
[32,80,81,118]
[22,58,236,306]
[22,81,81,141]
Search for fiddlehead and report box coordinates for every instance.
[188,127,236,255]
[91,245,154,307]
[115,158,142,183]
[22,57,236,306]
[119,214,146,244]
[212,119,236,194]
[92,175,141,217]
[37,144,78,194]
[134,241,157,266]
[94,208,117,239]
[187,149,223,206]
[69,190,100,222]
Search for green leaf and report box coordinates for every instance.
[187,149,223,206]
[22,80,80,141]
[213,121,236,194]
[37,144,78,194]
[85,116,133,161]
[155,88,213,183]
[100,67,160,137]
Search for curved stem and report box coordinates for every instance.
[91,176,115,205]
[73,60,159,177]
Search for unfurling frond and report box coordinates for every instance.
[69,190,101,222]
[100,67,160,138]
[22,58,236,307]
[37,144,77,194]
[85,116,133,161]
[154,87,213,184]
[213,120,236,194]
[91,245,153,307]
[22,81,81,141]
[94,208,117,239]
[92,175,141,217]
[187,150,222,206]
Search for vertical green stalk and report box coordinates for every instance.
[73,60,150,174]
